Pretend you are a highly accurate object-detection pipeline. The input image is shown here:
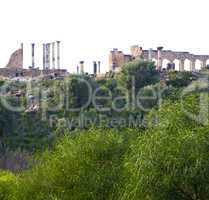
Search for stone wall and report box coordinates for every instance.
[143,50,209,63]
[109,46,209,72]
[0,68,68,79]
[6,48,23,69]
[109,49,132,72]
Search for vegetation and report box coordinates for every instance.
[117,60,160,93]
[0,60,208,199]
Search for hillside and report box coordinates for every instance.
[0,60,208,199]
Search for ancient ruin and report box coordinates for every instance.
[0,42,67,79]
[6,44,23,69]
[109,46,209,72]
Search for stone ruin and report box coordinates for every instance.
[109,46,209,72]
[0,42,67,79]
[6,45,23,69]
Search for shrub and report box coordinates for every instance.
[121,95,209,200]
[14,128,137,200]
[0,171,17,200]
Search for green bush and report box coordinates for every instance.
[117,60,160,94]
[13,128,137,200]
[121,95,209,200]
[0,171,17,200]
[1,89,209,200]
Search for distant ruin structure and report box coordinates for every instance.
[0,42,68,79]
[56,41,60,70]
[6,44,23,69]
[109,48,132,73]
[80,61,84,74]
[31,43,35,68]
[109,45,209,72]
[92,61,101,75]
[52,42,55,69]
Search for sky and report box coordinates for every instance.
[0,0,209,73]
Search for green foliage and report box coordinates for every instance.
[122,127,209,200]
[166,71,196,88]
[10,128,137,200]
[121,95,209,200]
[1,70,209,200]
[136,83,163,112]
[1,94,209,199]
[66,75,96,111]
[117,60,160,93]
[0,171,17,200]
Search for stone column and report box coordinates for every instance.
[21,43,24,51]
[190,61,195,72]
[77,65,79,74]
[52,42,55,70]
[93,61,97,75]
[45,44,48,69]
[45,43,51,69]
[80,61,84,74]
[31,43,35,68]
[48,43,51,69]
[98,61,101,74]
[148,48,153,61]
[157,47,163,70]
[43,44,46,70]
[179,60,184,71]
[202,60,206,69]
[57,41,60,69]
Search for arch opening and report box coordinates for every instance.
[195,59,203,70]
[173,59,180,71]
[162,59,171,70]
[184,59,192,71]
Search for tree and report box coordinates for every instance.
[121,94,209,200]
[117,60,160,94]
[65,75,96,112]
[12,128,137,200]
[166,71,197,88]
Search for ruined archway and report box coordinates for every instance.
[162,59,171,69]
[173,59,180,71]
[184,59,192,71]
[195,59,203,70]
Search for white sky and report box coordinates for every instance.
[0,0,209,73]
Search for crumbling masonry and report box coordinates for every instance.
[109,46,209,72]
[1,42,67,79]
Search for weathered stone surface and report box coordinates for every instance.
[109,46,209,72]
[0,68,68,79]
[6,48,23,69]
[109,49,132,72]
